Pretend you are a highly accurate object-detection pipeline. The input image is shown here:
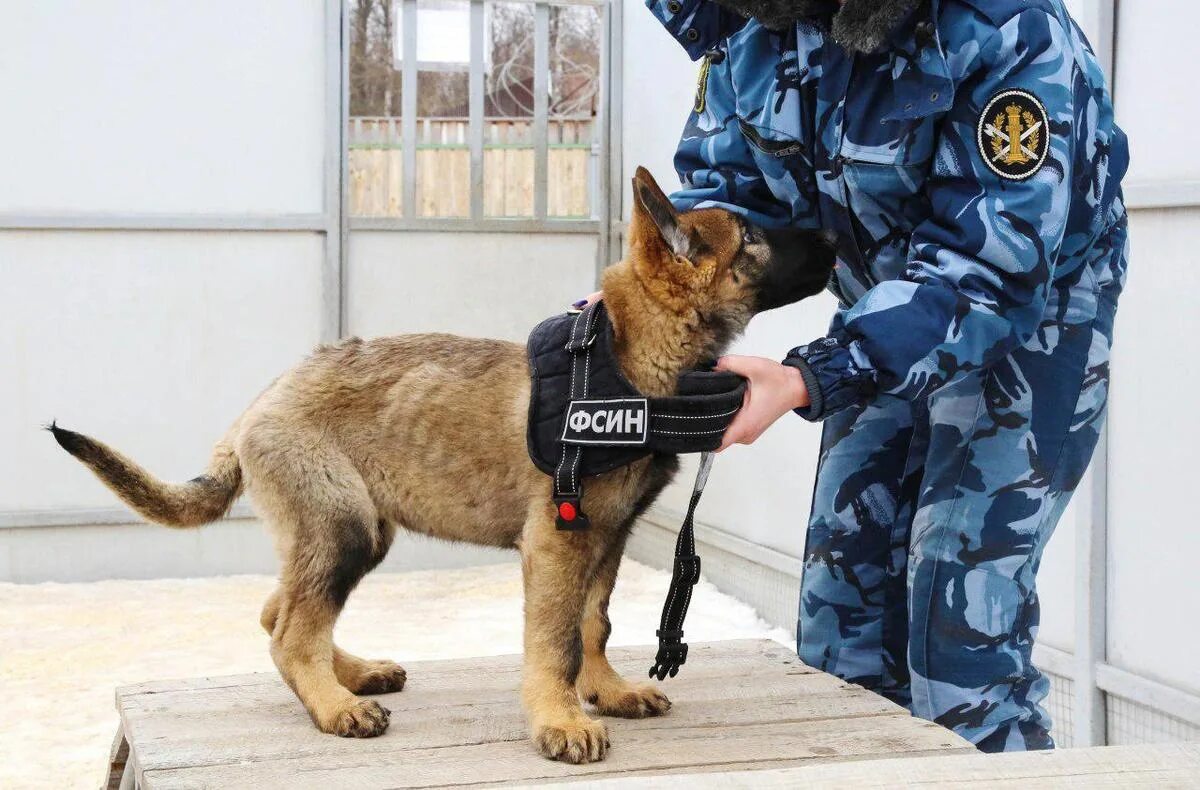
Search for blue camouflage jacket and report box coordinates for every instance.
[648,0,1129,420]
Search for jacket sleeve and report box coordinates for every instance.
[784,9,1079,420]
[666,41,796,226]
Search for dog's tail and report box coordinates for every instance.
[48,421,243,528]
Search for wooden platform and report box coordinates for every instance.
[108,639,979,787]
[538,743,1200,787]
[556,742,1200,788]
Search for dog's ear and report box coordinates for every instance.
[630,167,699,263]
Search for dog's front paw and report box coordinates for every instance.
[533,715,609,763]
[327,698,391,738]
[588,682,671,719]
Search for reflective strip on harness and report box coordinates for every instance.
[561,398,650,445]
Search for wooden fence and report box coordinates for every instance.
[349,117,595,219]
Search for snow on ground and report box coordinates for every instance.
[0,560,789,789]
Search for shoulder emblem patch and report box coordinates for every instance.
[977,89,1050,181]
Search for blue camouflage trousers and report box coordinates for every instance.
[798,217,1128,752]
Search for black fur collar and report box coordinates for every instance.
[708,0,922,52]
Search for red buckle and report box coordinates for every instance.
[554,496,589,531]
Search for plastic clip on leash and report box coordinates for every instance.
[649,450,714,681]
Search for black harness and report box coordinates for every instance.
[526,300,745,679]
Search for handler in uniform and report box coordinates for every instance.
[647,0,1129,751]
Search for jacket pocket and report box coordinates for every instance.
[739,117,807,159]
[736,116,819,224]
[838,157,931,282]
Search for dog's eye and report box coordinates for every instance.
[742,226,756,245]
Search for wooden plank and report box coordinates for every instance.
[120,645,827,737]
[121,676,899,770]
[535,743,1200,788]
[347,117,596,219]
[380,121,398,217]
[117,640,801,697]
[142,716,969,789]
[387,149,402,217]
[102,727,129,790]
[121,666,838,718]
[125,688,904,774]
[507,148,534,217]
[117,641,973,789]
[484,148,506,216]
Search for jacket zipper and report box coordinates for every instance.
[738,117,807,159]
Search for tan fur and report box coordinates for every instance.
[51,168,833,763]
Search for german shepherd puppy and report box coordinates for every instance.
[50,168,834,764]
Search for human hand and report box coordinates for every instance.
[714,355,810,451]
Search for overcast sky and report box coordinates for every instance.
[394,6,472,65]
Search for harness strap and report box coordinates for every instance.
[643,387,743,453]
[649,451,714,681]
[553,302,602,530]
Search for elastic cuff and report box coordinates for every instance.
[783,334,877,422]
[782,356,825,421]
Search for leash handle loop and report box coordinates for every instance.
[649,452,713,681]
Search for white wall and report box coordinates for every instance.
[347,232,597,342]
[1,231,324,512]
[620,3,697,191]
[0,0,327,215]
[1099,0,1200,713]
[0,0,333,526]
[0,0,338,584]
[1113,5,1200,184]
[1105,208,1200,695]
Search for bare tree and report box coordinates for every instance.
[349,0,399,116]
[349,0,599,119]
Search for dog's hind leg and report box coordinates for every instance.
[575,537,671,719]
[261,584,406,696]
[520,507,610,764]
[260,585,284,633]
[248,440,394,738]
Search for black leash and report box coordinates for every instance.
[649,451,714,681]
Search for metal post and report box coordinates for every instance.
[533,2,550,219]
[1076,0,1116,80]
[594,1,611,280]
[322,0,347,343]
[338,0,351,338]
[469,0,485,220]
[401,0,419,218]
[1074,424,1109,747]
[605,0,624,277]
[1071,0,1117,749]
